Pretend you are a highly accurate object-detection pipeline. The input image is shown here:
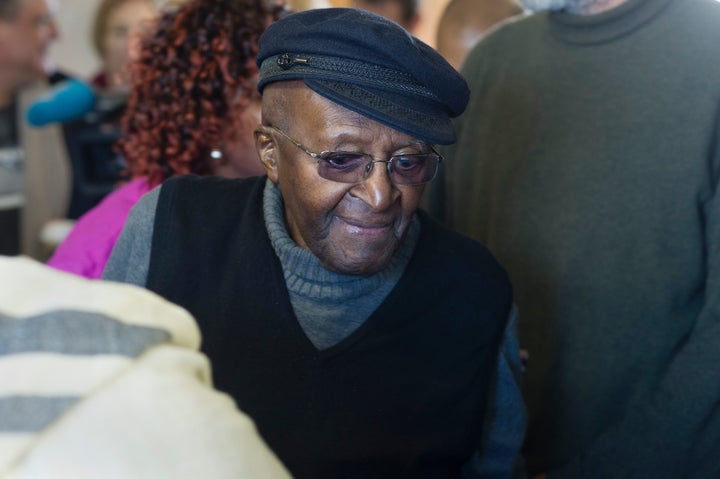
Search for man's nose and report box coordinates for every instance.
[355,161,398,211]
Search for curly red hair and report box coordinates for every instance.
[117,0,286,185]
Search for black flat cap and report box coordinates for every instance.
[256,8,469,145]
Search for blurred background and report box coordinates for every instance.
[50,0,451,79]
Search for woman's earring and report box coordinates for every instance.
[210,148,224,163]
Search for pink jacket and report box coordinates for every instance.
[47,177,153,279]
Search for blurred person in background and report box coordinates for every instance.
[43,0,158,224]
[47,0,286,279]
[89,0,157,93]
[0,0,70,259]
[436,0,522,71]
[438,0,720,477]
[352,0,419,31]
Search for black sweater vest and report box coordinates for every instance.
[147,175,512,478]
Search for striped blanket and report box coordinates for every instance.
[0,256,290,478]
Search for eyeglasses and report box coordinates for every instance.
[268,125,442,186]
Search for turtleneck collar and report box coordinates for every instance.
[548,0,675,45]
[262,179,419,303]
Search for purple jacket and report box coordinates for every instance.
[47,177,153,278]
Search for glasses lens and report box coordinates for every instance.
[315,150,440,185]
[317,152,371,183]
[390,154,439,185]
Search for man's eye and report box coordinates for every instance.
[324,153,365,169]
[393,155,425,171]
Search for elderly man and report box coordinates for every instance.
[104,8,525,479]
[436,0,720,477]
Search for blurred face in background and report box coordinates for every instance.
[0,0,60,90]
[100,0,156,90]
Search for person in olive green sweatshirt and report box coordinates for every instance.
[437,0,720,477]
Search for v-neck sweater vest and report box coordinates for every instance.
[147,175,512,478]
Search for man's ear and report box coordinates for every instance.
[254,127,279,183]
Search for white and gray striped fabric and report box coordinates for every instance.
[0,256,291,479]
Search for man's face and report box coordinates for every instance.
[0,0,59,87]
[102,0,156,89]
[257,82,427,276]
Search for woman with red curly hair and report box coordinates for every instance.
[48,0,287,279]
